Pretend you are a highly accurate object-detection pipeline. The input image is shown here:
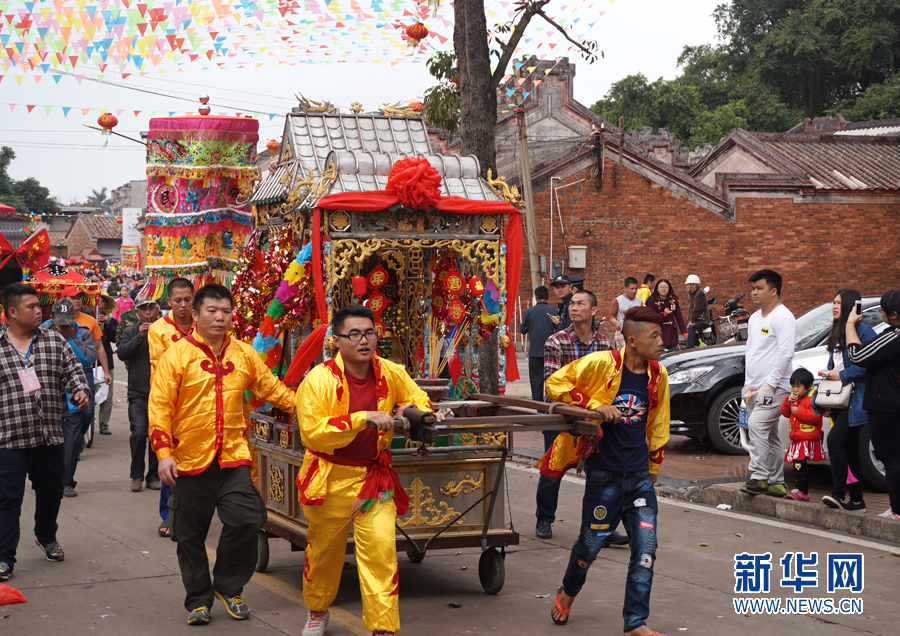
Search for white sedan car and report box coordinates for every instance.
[739,312,887,491]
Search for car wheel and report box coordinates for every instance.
[705,387,747,455]
[857,424,887,492]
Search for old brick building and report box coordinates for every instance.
[66,214,123,262]
[522,128,900,319]
[430,58,900,320]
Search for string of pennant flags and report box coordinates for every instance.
[0,0,612,79]
[2,101,285,119]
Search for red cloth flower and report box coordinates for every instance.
[385,157,442,210]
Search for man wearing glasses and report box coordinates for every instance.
[296,304,444,636]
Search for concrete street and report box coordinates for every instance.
[2,390,898,636]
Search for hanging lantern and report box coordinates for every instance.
[447,298,466,323]
[97,112,118,147]
[443,270,465,296]
[266,139,281,155]
[468,276,485,297]
[366,264,389,290]
[352,276,367,297]
[367,290,392,316]
[405,22,429,49]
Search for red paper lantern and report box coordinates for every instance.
[447,298,466,323]
[97,112,118,132]
[468,276,485,297]
[443,271,465,296]
[352,276,367,296]
[406,22,429,47]
[266,139,281,154]
[97,112,118,147]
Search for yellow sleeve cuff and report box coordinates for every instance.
[156,447,172,460]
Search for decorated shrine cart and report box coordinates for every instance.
[234,111,596,594]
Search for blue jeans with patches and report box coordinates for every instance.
[562,467,658,633]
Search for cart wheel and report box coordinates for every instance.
[255,530,269,573]
[406,549,425,564]
[84,419,94,449]
[478,548,505,595]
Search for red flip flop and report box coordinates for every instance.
[552,586,571,625]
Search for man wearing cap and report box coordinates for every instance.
[549,276,574,333]
[60,286,112,392]
[43,298,98,497]
[96,295,118,435]
[684,275,710,349]
[0,284,90,581]
[148,278,196,537]
[118,298,161,493]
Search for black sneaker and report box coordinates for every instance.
[0,562,11,581]
[740,479,768,495]
[99,427,112,436]
[214,591,250,619]
[535,520,553,539]
[35,538,64,561]
[602,531,630,548]
[187,606,210,625]
[823,496,866,513]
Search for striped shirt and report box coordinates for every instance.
[542,325,611,400]
[0,326,90,449]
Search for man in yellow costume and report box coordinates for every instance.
[544,306,670,636]
[296,305,443,636]
[148,277,196,538]
[149,284,296,626]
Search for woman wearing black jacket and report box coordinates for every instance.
[846,289,900,520]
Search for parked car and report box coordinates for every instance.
[735,323,889,491]
[661,296,884,457]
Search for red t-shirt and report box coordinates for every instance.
[333,365,379,461]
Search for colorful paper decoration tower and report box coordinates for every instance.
[143,115,259,294]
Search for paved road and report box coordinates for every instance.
[3,395,898,635]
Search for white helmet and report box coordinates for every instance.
[684,274,701,285]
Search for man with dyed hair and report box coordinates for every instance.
[546,306,670,636]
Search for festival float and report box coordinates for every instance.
[233,105,602,594]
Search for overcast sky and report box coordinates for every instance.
[0,0,723,204]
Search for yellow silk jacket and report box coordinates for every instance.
[149,332,296,475]
[540,349,670,476]
[295,354,432,505]
[148,314,196,376]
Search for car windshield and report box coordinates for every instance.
[793,301,884,351]
[794,303,834,351]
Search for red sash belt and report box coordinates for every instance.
[309,449,409,516]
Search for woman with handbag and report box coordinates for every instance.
[846,289,900,520]
[818,289,876,512]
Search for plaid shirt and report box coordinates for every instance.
[543,325,611,397]
[0,326,90,449]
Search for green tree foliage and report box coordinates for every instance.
[84,187,112,213]
[593,0,900,148]
[0,146,62,216]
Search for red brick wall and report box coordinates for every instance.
[66,218,95,259]
[517,158,900,328]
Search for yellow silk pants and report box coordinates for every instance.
[302,463,400,633]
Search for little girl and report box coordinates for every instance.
[781,368,825,502]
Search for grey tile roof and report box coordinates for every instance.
[755,135,900,190]
[250,164,291,205]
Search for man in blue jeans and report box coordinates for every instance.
[545,306,670,636]
[536,290,609,540]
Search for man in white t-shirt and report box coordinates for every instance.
[741,269,796,497]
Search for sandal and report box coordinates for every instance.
[551,585,571,625]
[158,520,170,538]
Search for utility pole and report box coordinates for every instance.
[516,86,542,294]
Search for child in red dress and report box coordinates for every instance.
[782,368,824,502]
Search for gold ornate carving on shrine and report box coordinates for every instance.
[440,472,485,498]
[486,169,522,205]
[397,477,465,528]
[269,465,284,504]
[254,420,270,442]
[278,430,290,449]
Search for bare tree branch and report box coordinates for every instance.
[490,0,550,88]
[535,9,597,58]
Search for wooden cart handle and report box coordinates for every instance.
[471,393,606,421]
